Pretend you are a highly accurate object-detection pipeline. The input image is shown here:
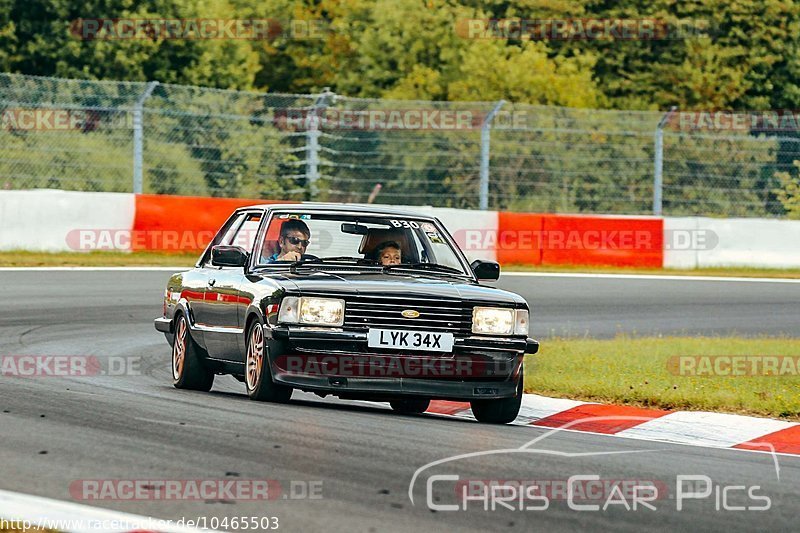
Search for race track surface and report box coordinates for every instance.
[1,270,798,531]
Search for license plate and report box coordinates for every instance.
[367,329,454,352]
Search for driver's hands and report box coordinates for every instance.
[279,251,302,262]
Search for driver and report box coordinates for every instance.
[265,219,310,262]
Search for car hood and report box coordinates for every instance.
[268,270,525,305]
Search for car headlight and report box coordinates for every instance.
[472,307,529,335]
[278,296,345,326]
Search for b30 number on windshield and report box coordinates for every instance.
[389,220,420,229]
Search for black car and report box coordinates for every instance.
[155,204,538,423]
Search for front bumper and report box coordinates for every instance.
[269,326,539,354]
[274,373,520,400]
[266,325,537,400]
[154,316,172,334]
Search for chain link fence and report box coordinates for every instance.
[0,72,795,217]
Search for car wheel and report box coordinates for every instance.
[470,373,523,424]
[389,398,430,415]
[245,318,292,403]
[172,313,214,392]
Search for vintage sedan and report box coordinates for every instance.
[155,204,538,423]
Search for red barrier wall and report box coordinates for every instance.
[541,215,663,267]
[496,212,544,265]
[497,213,664,268]
[132,194,288,252]
[132,194,664,267]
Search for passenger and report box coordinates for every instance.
[265,219,311,262]
[375,241,402,265]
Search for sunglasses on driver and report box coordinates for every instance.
[284,236,310,247]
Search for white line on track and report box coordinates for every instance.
[501,271,800,283]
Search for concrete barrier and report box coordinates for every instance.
[681,217,800,268]
[4,190,799,269]
[0,190,134,252]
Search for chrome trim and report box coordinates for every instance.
[192,323,245,335]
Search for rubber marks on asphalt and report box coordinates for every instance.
[426,394,800,457]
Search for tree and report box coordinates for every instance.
[774,161,800,219]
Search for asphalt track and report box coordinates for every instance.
[1,270,799,532]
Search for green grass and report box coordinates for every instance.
[524,336,800,420]
[0,251,198,267]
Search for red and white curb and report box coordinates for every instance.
[427,394,800,457]
[0,489,221,533]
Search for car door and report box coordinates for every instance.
[202,211,263,361]
[191,211,246,333]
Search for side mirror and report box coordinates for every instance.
[470,259,500,281]
[211,245,249,268]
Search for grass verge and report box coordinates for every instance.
[3,251,800,279]
[0,525,58,533]
[0,251,197,267]
[524,336,800,420]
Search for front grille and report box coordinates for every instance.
[343,294,472,334]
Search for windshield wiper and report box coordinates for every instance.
[290,256,375,273]
[382,262,466,276]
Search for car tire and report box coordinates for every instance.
[389,398,430,415]
[172,313,214,392]
[245,318,292,403]
[470,373,523,424]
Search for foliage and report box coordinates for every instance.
[774,161,800,219]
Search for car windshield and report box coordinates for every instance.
[253,211,470,276]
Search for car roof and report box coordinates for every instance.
[235,202,437,218]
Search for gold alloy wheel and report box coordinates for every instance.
[246,323,264,391]
[172,317,186,381]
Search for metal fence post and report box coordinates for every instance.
[480,100,506,210]
[132,81,159,194]
[653,106,677,216]
[306,88,334,199]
